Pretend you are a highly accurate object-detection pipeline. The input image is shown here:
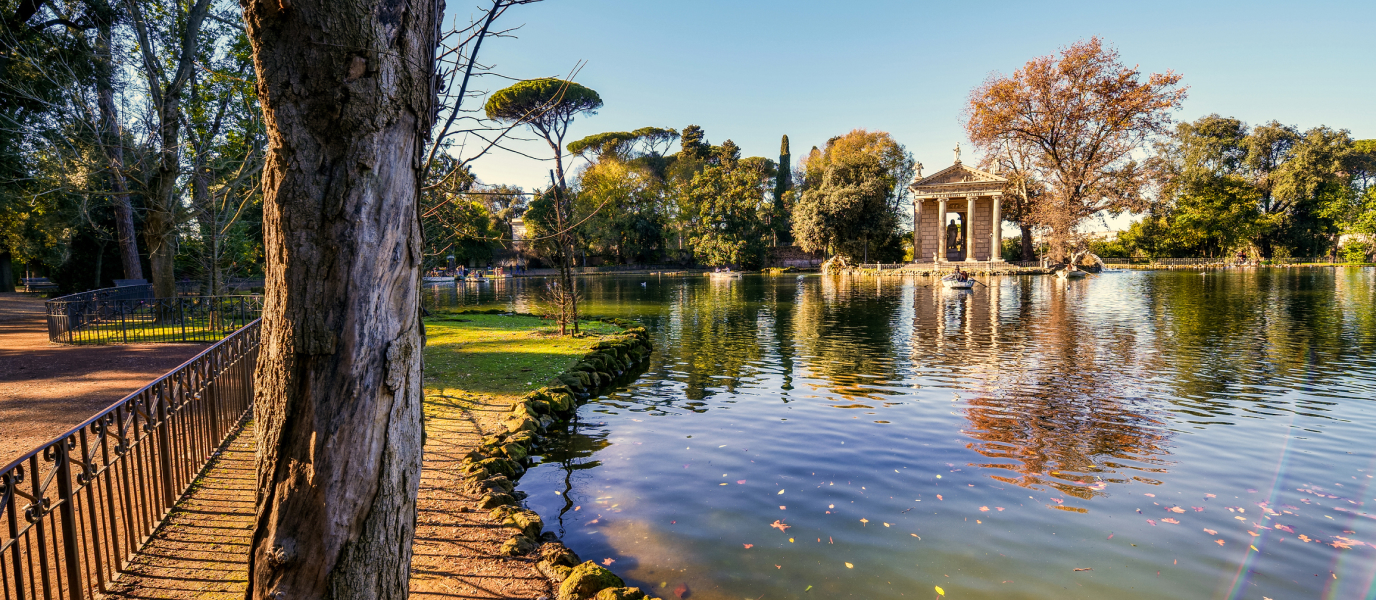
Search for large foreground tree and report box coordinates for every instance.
[965,38,1186,260]
[242,0,439,597]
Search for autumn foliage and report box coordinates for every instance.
[965,38,1187,260]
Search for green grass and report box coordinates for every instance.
[422,313,622,399]
[68,318,246,344]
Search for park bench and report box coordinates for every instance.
[21,277,59,292]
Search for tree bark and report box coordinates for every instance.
[1020,223,1035,261]
[242,0,438,597]
[93,4,143,281]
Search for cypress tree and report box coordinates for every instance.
[774,135,793,245]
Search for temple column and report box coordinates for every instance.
[965,194,978,262]
[913,197,924,263]
[990,193,1004,262]
[936,197,948,262]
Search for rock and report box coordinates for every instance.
[476,457,522,478]
[491,506,542,538]
[478,493,515,509]
[540,531,560,543]
[538,415,557,430]
[593,588,645,600]
[538,542,581,567]
[537,560,573,582]
[500,443,527,461]
[504,414,539,434]
[556,561,625,600]
[500,534,536,555]
[470,475,515,496]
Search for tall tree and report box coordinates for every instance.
[793,130,912,262]
[241,0,439,597]
[485,78,601,334]
[89,0,142,280]
[773,134,792,245]
[127,0,213,298]
[965,38,1186,260]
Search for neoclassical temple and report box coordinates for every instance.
[909,154,1008,263]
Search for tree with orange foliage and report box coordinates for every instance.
[965,38,1187,261]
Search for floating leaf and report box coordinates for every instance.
[860,518,869,526]
[1162,518,1180,524]
[1073,567,1092,572]
[1169,507,1185,513]
[935,585,945,596]
[602,558,616,566]
[937,495,943,501]
[996,507,1004,511]
[743,544,753,549]
[1203,528,1218,535]
[1215,539,1225,546]
[737,480,747,484]
[1144,493,1156,497]
[1205,493,1217,498]
[805,585,812,591]
[883,523,890,527]
[845,562,854,569]
[1298,534,1312,542]
[980,506,990,512]
[1275,524,1295,534]
[771,520,791,532]
[778,489,785,495]
[674,582,689,599]
[1147,519,1157,526]
[1192,507,1205,512]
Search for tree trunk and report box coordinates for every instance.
[1020,223,1034,261]
[242,0,438,597]
[94,8,143,281]
[0,251,14,293]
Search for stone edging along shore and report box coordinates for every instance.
[445,309,661,600]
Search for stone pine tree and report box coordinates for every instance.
[774,134,792,245]
[486,78,601,335]
[240,0,439,597]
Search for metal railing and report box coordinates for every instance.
[46,295,263,345]
[1,318,260,600]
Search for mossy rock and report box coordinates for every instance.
[575,371,593,388]
[500,534,537,556]
[499,443,527,461]
[545,390,574,412]
[557,561,625,600]
[507,431,537,446]
[538,560,573,582]
[539,542,582,567]
[470,475,515,496]
[573,361,598,373]
[491,506,543,538]
[476,457,522,479]
[593,588,645,600]
[503,416,537,435]
[479,493,515,509]
[556,374,586,390]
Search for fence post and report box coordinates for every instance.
[155,388,176,508]
[54,438,85,600]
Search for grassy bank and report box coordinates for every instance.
[423,312,622,399]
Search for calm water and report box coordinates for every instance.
[424,269,1376,599]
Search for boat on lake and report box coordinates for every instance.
[422,275,455,283]
[941,276,975,289]
[709,271,743,280]
[1057,268,1088,280]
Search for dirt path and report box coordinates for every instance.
[0,293,206,466]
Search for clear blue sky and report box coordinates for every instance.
[455,0,1374,216]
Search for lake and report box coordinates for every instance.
[424,268,1376,599]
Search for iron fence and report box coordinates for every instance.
[46,295,263,345]
[1,318,260,600]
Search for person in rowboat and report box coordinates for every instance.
[954,267,968,282]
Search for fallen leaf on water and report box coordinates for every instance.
[860,518,869,526]
[937,495,943,501]
[980,506,990,512]
[1162,518,1180,524]
[780,506,787,510]
[776,564,782,569]
[996,507,1004,511]
[1206,493,1217,498]
[1107,533,1114,539]
[805,585,812,591]
[911,534,921,539]
[737,480,746,484]
[1235,516,1247,521]
[789,538,794,543]
[1215,539,1225,546]
[1275,525,1295,533]
[743,544,753,549]
[1169,507,1186,513]
[575,506,581,511]
[1144,493,1156,497]
[778,489,785,495]
[1203,528,1218,535]
[1250,545,1259,551]
[935,585,945,596]
[1248,531,1259,537]
[674,582,689,599]
[771,520,791,532]
[883,523,891,527]
[1052,498,1064,504]
[1073,567,1092,572]
[1299,534,1312,542]
[1147,519,1157,526]
[589,519,600,524]
[602,558,615,566]
[845,562,854,569]
[1193,507,1205,512]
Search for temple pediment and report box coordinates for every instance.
[910,162,1007,194]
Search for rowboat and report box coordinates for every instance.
[709,271,743,280]
[941,277,975,290]
[422,276,454,283]
[1057,269,1087,280]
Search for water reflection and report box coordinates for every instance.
[428,268,1376,600]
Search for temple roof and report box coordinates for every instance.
[910,161,1007,195]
